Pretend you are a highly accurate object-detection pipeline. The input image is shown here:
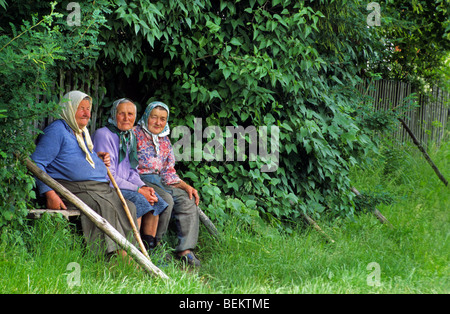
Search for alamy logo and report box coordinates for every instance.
[367,2,381,27]
[366,262,381,287]
[66,2,81,27]
[66,262,81,288]
[172,118,279,173]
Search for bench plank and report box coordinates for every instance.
[28,209,81,220]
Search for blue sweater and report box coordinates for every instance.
[31,119,108,195]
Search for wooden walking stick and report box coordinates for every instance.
[23,156,168,279]
[106,167,150,259]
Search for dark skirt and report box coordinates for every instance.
[57,180,138,255]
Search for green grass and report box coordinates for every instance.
[1,139,449,294]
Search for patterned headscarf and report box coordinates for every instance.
[137,101,170,155]
[59,91,95,168]
[106,98,139,168]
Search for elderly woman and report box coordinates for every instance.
[93,98,168,251]
[134,101,201,267]
[31,91,138,258]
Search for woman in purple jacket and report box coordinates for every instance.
[93,98,168,251]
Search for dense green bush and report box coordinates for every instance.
[98,0,384,223]
[0,1,109,239]
[0,3,61,236]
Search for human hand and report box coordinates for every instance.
[174,181,200,206]
[186,185,200,206]
[45,190,67,210]
[97,151,111,167]
[138,186,158,205]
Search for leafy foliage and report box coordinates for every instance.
[97,0,384,223]
[0,3,62,233]
[375,0,450,89]
[0,1,109,237]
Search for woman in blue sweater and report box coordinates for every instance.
[31,91,138,258]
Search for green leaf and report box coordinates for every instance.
[230,37,242,46]
[206,20,220,33]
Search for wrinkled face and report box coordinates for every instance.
[75,99,91,129]
[116,102,136,131]
[147,107,168,135]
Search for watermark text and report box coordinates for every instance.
[172,118,279,173]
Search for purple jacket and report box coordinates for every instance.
[93,126,145,191]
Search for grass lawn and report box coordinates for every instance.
[0,139,448,294]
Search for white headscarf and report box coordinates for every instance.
[59,90,95,168]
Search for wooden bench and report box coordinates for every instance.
[28,207,220,239]
[28,209,81,221]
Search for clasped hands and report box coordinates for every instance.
[137,186,158,205]
[96,152,159,205]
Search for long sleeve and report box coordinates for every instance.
[93,127,145,191]
[159,139,181,185]
[134,125,181,185]
[31,120,108,195]
[31,121,64,195]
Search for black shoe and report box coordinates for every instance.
[141,234,156,251]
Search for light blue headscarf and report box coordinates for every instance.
[137,101,170,155]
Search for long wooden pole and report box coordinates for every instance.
[25,157,169,279]
[301,212,335,244]
[106,168,150,259]
[198,207,220,240]
[398,118,448,186]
